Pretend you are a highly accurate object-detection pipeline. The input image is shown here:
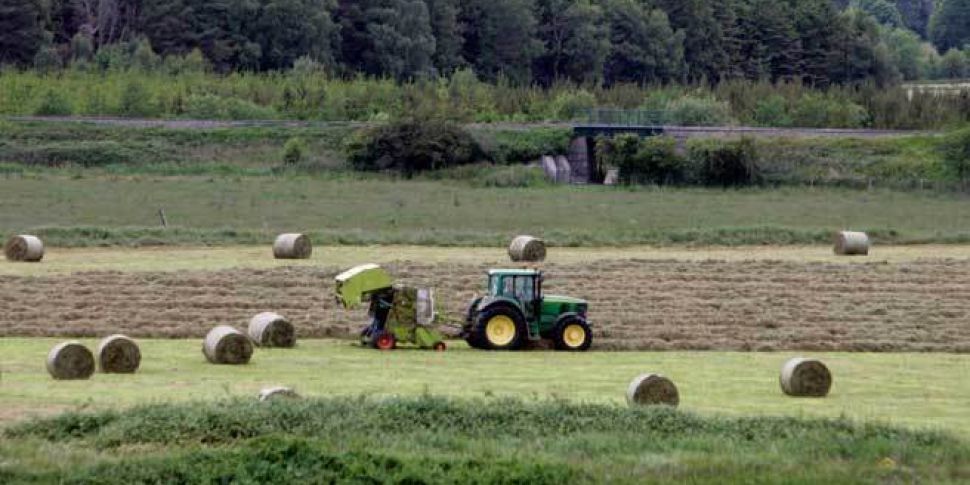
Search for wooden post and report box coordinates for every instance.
[158,208,168,227]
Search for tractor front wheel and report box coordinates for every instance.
[474,306,526,350]
[553,317,592,351]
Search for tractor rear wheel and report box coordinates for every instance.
[473,306,526,350]
[553,317,592,351]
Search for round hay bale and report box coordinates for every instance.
[46,342,95,380]
[626,374,679,407]
[780,357,832,397]
[248,312,296,348]
[833,231,869,256]
[203,325,253,365]
[508,235,546,262]
[96,334,141,373]
[4,235,44,262]
[273,233,312,259]
[259,386,300,402]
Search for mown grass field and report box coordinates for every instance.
[2,339,969,435]
[2,340,969,483]
[3,175,970,247]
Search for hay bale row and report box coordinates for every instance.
[203,325,253,365]
[97,335,141,373]
[834,231,870,256]
[508,235,546,262]
[47,342,95,380]
[248,312,296,348]
[273,233,312,259]
[4,235,44,262]
[780,357,832,397]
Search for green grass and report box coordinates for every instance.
[2,339,969,483]
[2,339,969,435]
[3,175,970,247]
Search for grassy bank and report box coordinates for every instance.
[2,175,970,247]
[2,394,967,483]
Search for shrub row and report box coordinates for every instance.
[596,134,761,187]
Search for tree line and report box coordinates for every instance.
[2,0,969,86]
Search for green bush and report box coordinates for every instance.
[551,89,597,120]
[483,128,572,164]
[33,89,73,116]
[346,119,486,175]
[752,95,792,127]
[118,81,156,117]
[791,94,869,128]
[425,163,549,187]
[597,134,685,185]
[941,127,970,187]
[666,95,734,126]
[688,138,761,187]
[184,94,278,120]
[282,137,307,165]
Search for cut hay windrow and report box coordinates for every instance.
[626,374,679,407]
[4,235,44,262]
[508,235,546,262]
[248,312,296,348]
[46,341,95,380]
[780,357,832,397]
[833,231,869,256]
[96,334,141,373]
[259,386,300,402]
[203,325,253,365]
[273,233,312,259]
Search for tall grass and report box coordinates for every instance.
[2,68,969,128]
[3,396,966,483]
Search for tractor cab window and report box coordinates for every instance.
[513,276,535,302]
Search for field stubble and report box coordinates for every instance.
[2,256,970,352]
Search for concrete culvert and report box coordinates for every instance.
[259,386,300,402]
[834,231,869,256]
[273,233,312,259]
[4,235,44,262]
[508,235,546,262]
[203,326,253,365]
[97,334,141,373]
[47,342,95,380]
[626,374,679,407]
[248,312,296,348]
[780,357,832,397]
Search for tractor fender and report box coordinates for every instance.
[554,312,587,327]
[474,296,525,318]
[542,312,585,338]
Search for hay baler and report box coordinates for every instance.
[335,264,447,350]
[462,268,592,351]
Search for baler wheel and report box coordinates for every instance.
[375,332,396,351]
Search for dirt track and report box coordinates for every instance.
[7,116,926,139]
[2,258,969,352]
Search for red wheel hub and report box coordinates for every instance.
[376,333,395,350]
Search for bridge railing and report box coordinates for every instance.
[585,108,666,127]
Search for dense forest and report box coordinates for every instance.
[1,0,969,86]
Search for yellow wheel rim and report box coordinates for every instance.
[485,315,516,347]
[563,324,586,348]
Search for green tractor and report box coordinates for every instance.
[462,269,592,351]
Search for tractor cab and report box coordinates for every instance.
[463,268,591,351]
